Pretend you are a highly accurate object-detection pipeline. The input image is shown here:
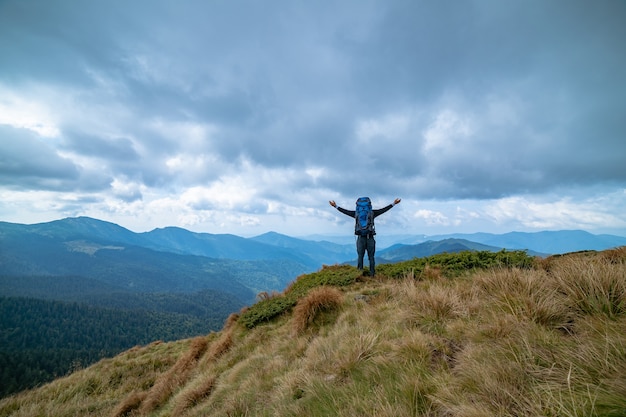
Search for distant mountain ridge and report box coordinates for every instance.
[0,217,355,269]
[376,238,534,263]
[0,217,363,304]
[2,217,625,275]
[395,230,626,255]
[2,217,624,300]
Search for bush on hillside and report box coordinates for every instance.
[238,295,296,329]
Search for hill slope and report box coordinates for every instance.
[0,218,321,302]
[2,248,625,417]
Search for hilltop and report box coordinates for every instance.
[1,248,625,417]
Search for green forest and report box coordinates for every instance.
[0,294,241,397]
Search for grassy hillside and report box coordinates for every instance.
[1,249,625,417]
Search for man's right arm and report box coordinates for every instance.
[329,200,355,218]
[337,206,356,218]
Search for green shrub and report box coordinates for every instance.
[285,265,362,297]
[378,250,535,279]
[239,296,296,329]
[239,265,361,329]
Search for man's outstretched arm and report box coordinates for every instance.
[329,200,356,218]
[373,198,401,217]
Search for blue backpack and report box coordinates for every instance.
[355,197,375,236]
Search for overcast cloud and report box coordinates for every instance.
[1,0,625,237]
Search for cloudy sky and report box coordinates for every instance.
[1,0,625,238]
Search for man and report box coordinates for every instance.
[329,197,401,276]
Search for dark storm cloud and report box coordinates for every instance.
[0,1,137,88]
[0,126,80,189]
[371,1,624,190]
[1,0,625,234]
[62,132,139,162]
[0,125,110,191]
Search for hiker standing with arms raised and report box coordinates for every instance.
[329,197,401,276]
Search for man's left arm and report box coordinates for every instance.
[373,198,401,217]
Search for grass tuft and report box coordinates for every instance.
[292,286,343,335]
[139,335,209,414]
[205,327,234,360]
[171,376,216,416]
[110,390,146,417]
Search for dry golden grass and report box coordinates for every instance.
[223,312,239,330]
[110,390,146,417]
[474,267,574,330]
[552,256,626,318]
[171,376,216,416]
[138,335,209,414]
[203,326,233,361]
[291,286,343,335]
[0,340,184,417]
[599,246,626,264]
[421,264,444,280]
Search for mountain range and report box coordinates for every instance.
[2,217,626,304]
[395,230,626,254]
[3,217,626,296]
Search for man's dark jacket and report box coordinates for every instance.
[335,204,393,235]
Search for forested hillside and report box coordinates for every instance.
[0,293,243,397]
